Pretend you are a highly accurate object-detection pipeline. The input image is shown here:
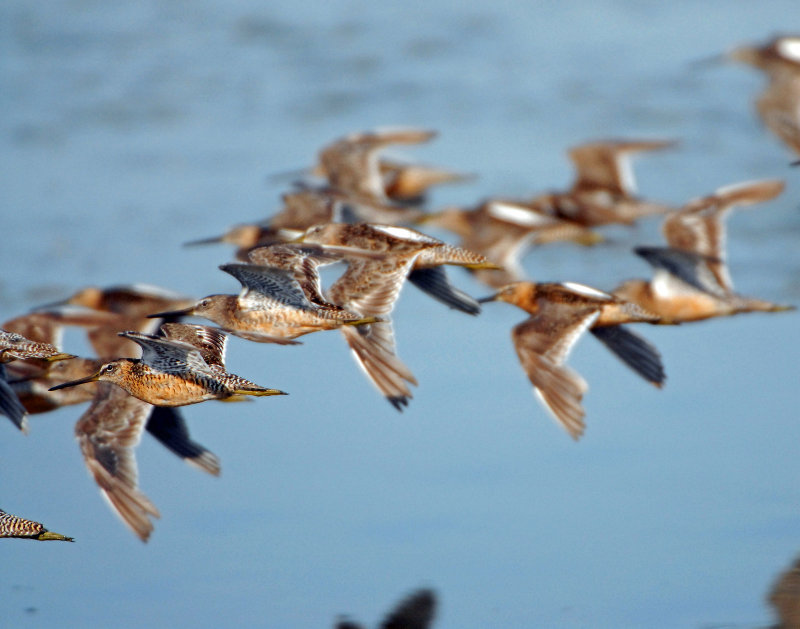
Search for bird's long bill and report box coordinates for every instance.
[48,372,102,391]
[476,294,499,304]
[233,388,288,397]
[183,235,225,246]
[464,261,504,271]
[37,531,75,542]
[146,306,194,319]
[45,352,77,362]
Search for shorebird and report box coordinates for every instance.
[0,325,76,433]
[0,508,74,541]
[313,127,467,205]
[49,324,287,406]
[479,281,665,440]
[299,222,498,409]
[421,199,602,288]
[530,139,676,227]
[613,179,795,323]
[44,283,195,320]
[727,34,800,157]
[335,589,436,629]
[273,128,470,205]
[0,328,75,364]
[151,244,381,343]
[768,555,800,629]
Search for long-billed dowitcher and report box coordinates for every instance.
[0,508,74,541]
[49,323,287,406]
[299,222,498,409]
[480,281,664,440]
[422,199,602,288]
[727,35,800,157]
[336,588,436,629]
[530,139,676,227]
[150,244,381,343]
[613,179,795,323]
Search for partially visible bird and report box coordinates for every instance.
[727,34,800,157]
[0,508,74,541]
[421,198,602,288]
[768,555,800,629]
[0,323,76,433]
[335,588,436,629]
[532,139,677,226]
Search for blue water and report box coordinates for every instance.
[2,2,799,627]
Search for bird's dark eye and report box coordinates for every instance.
[103,364,117,374]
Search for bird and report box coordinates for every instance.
[0,328,76,364]
[613,179,795,323]
[71,363,221,542]
[727,34,800,157]
[335,588,436,629]
[48,325,241,541]
[0,508,74,541]
[299,222,499,409]
[530,139,677,227]
[49,323,287,406]
[768,555,800,629]
[479,281,664,439]
[312,128,459,201]
[0,324,76,433]
[149,243,382,344]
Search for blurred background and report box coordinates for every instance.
[1,1,799,627]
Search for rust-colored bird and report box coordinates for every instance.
[613,179,795,323]
[480,281,664,440]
